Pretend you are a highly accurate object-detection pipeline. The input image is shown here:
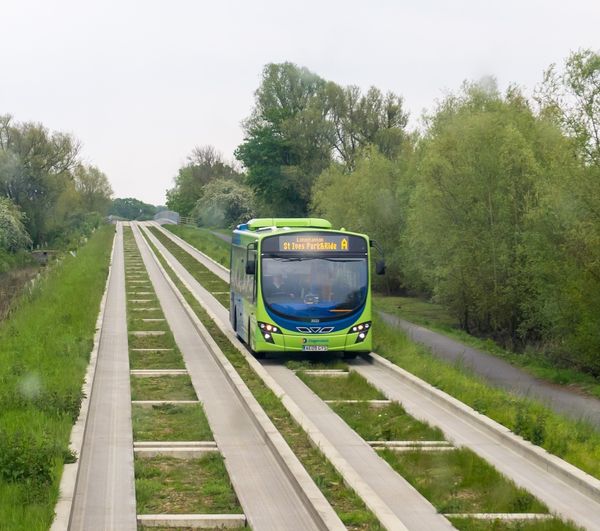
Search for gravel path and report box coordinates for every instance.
[379,311,600,428]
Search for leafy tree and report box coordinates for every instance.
[166,146,242,216]
[235,63,331,216]
[191,178,256,228]
[324,83,408,169]
[0,197,31,252]
[312,146,413,291]
[109,198,157,220]
[73,164,113,213]
[406,81,571,346]
[0,115,80,244]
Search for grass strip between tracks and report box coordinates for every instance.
[0,225,114,531]
[124,227,242,519]
[165,223,600,483]
[164,224,230,266]
[142,231,384,531]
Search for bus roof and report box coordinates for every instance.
[238,218,332,231]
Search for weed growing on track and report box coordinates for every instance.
[130,375,197,401]
[135,454,241,514]
[142,233,384,530]
[331,402,445,441]
[164,224,230,266]
[0,225,114,530]
[374,317,600,480]
[382,447,548,514]
[297,371,386,401]
[448,518,580,531]
[129,349,185,370]
[132,404,212,441]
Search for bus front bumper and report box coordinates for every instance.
[254,330,372,353]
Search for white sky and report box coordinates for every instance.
[2,0,599,205]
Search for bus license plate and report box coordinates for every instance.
[303,345,328,352]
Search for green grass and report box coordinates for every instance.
[142,233,383,530]
[129,349,186,370]
[164,225,231,267]
[0,225,114,531]
[132,404,212,441]
[382,447,548,514]
[130,375,197,401]
[129,332,175,350]
[374,316,600,480]
[374,295,600,399]
[135,454,241,514]
[148,227,230,308]
[449,519,579,531]
[331,402,445,441]
[297,371,386,400]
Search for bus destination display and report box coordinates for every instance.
[274,233,368,253]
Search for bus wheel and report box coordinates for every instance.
[342,351,358,360]
[233,310,242,340]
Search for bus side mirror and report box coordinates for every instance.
[245,260,256,275]
[376,260,386,275]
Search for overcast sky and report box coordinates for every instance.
[2,0,599,205]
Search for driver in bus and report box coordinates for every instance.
[264,273,296,300]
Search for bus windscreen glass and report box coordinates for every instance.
[261,256,368,320]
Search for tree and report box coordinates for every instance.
[407,81,570,346]
[166,146,242,216]
[0,114,81,244]
[324,83,408,169]
[235,63,331,216]
[311,145,413,292]
[0,197,31,252]
[109,198,157,220]
[73,164,113,213]
[191,178,256,228]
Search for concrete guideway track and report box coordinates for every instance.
[131,224,337,531]
[141,223,453,530]
[69,223,137,530]
[149,221,600,530]
[350,357,600,530]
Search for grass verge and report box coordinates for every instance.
[331,402,445,441]
[448,518,578,531]
[0,224,114,530]
[382,447,547,514]
[164,225,230,267]
[131,375,197,401]
[374,295,600,399]
[142,231,384,530]
[297,371,385,401]
[135,454,241,514]
[132,404,212,441]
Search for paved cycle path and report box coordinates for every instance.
[379,311,600,428]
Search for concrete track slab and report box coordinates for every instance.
[351,358,600,530]
[69,223,137,531]
[262,362,454,531]
[131,225,326,531]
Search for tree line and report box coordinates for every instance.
[0,115,113,270]
[167,49,600,376]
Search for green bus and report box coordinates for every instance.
[229,218,384,357]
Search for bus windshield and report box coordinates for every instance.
[261,256,368,320]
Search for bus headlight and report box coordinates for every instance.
[348,321,371,343]
[258,321,281,343]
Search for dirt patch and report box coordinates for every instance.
[0,266,40,322]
